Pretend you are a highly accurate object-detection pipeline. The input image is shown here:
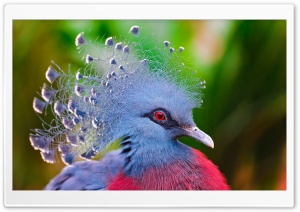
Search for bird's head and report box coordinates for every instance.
[113,74,214,149]
[30,25,212,165]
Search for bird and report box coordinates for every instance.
[30,25,230,190]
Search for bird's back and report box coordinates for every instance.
[45,151,124,190]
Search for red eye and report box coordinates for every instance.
[154,111,166,121]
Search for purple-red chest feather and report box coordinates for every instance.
[107,149,230,190]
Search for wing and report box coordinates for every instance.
[44,150,123,190]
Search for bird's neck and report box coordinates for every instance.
[110,137,230,190]
[121,136,192,177]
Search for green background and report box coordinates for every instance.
[13,20,286,190]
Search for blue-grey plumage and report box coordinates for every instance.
[31,25,229,190]
[45,151,124,190]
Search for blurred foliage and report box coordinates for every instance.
[13,20,286,190]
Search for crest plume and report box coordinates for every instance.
[30,25,206,165]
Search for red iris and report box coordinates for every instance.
[154,111,166,121]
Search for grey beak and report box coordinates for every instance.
[181,126,214,148]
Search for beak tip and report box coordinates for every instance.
[209,139,215,149]
[207,140,214,149]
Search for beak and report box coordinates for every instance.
[181,126,214,148]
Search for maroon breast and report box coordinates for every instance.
[107,149,230,190]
